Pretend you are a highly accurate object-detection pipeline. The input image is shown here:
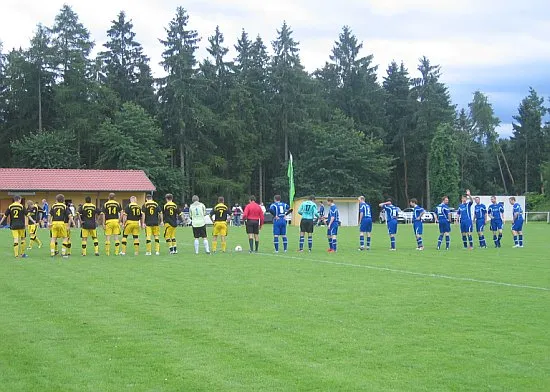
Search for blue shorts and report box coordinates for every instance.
[460,220,473,233]
[490,220,503,231]
[413,221,423,236]
[359,218,372,233]
[438,221,451,234]
[512,218,524,232]
[387,219,398,235]
[327,224,338,236]
[475,219,485,233]
[273,220,287,236]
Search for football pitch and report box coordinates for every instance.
[0,223,548,391]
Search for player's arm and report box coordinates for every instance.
[0,211,6,226]
[358,208,363,225]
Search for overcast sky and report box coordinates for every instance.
[2,0,550,137]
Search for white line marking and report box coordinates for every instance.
[259,253,550,292]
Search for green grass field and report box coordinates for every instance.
[0,222,549,391]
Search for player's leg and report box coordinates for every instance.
[299,230,305,251]
[467,224,474,249]
[212,234,218,252]
[254,232,259,252]
[91,230,99,256]
[11,230,20,257]
[437,223,444,250]
[193,228,200,254]
[145,226,152,255]
[105,234,111,256]
[81,230,88,256]
[18,230,27,256]
[114,228,121,255]
[202,227,210,254]
[220,235,227,252]
[281,223,288,252]
[50,226,57,256]
[518,230,523,247]
[443,227,450,250]
[171,226,178,254]
[497,226,503,247]
[366,222,372,249]
[359,230,365,250]
[273,221,280,252]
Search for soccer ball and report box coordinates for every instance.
[234,245,243,252]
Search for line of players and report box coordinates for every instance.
[1,192,232,258]
[375,190,525,251]
[265,191,525,253]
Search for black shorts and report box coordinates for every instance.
[300,219,314,233]
[246,220,259,235]
[192,226,207,238]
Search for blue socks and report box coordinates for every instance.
[359,235,365,248]
[274,236,279,251]
[437,235,443,249]
[390,237,396,250]
[299,235,304,250]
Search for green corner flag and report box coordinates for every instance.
[288,152,295,205]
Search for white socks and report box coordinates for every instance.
[194,238,210,253]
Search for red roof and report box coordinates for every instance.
[0,169,156,192]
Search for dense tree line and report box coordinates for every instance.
[1,5,549,208]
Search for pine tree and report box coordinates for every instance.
[50,4,95,164]
[99,11,156,114]
[158,6,202,202]
[316,26,385,137]
[383,61,414,202]
[270,21,308,162]
[511,88,546,193]
[412,57,455,208]
[429,123,459,204]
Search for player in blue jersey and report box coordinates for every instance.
[317,201,326,226]
[487,195,505,248]
[473,196,488,248]
[326,198,339,252]
[435,196,451,250]
[269,195,292,253]
[379,198,398,250]
[409,198,424,251]
[358,196,373,250]
[297,195,319,252]
[509,196,524,248]
[456,189,474,249]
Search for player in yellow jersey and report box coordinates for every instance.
[211,196,230,253]
[163,193,182,254]
[79,196,100,256]
[49,194,73,258]
[142,194,163,256]
[121,196,142,256]
[102,193,122,256]
[0,195,29,258]
[26,200,42,250]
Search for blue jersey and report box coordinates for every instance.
[474,203,487,221]
[512,202,523,221]
[327,204,339,227]
[457,200,473,223]
[384,204,398,223]
[488,203,504,222]
[269,201,289,219]
[319,204,325,217]
[413,205,425,221]
[359,202,372,220]
[435,203,450,223]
